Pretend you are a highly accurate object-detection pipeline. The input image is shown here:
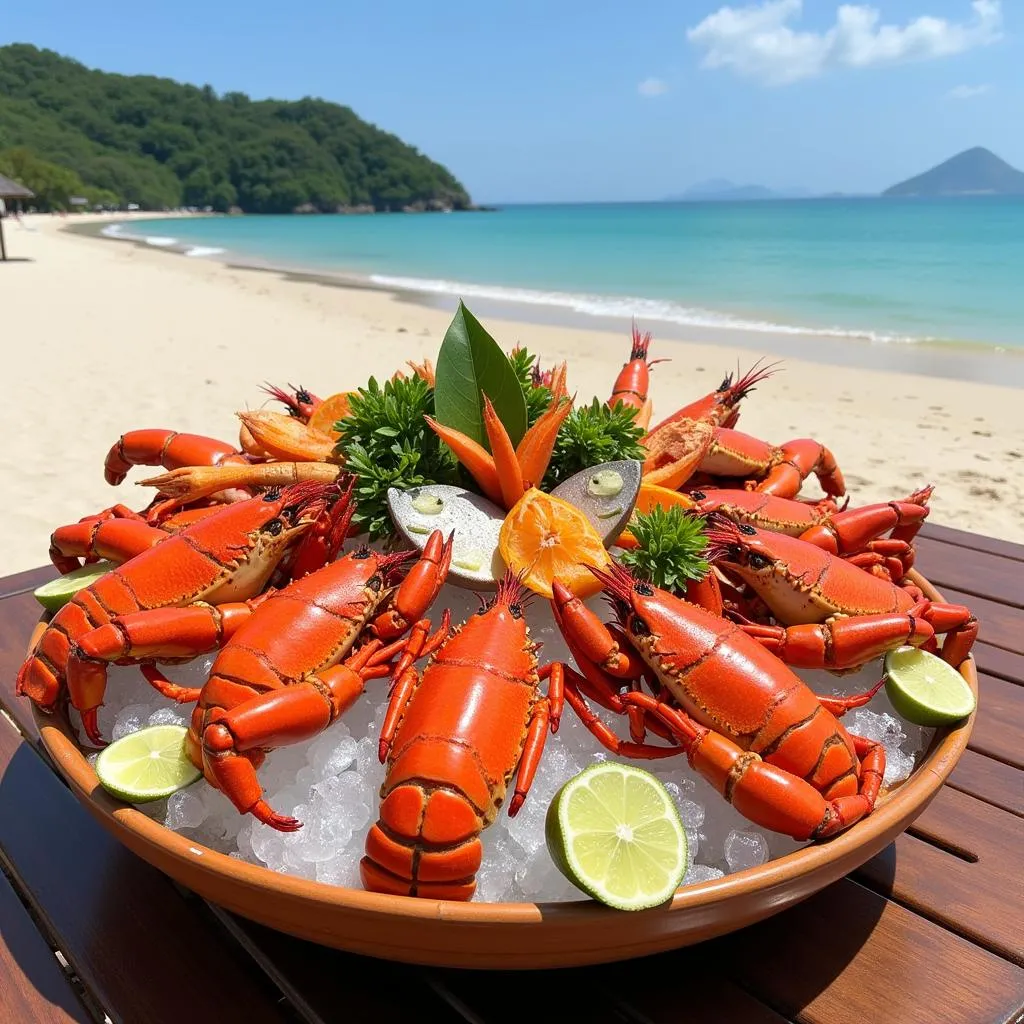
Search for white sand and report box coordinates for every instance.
[2,212,1022,577]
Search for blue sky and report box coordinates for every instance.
[3,1,1020,202]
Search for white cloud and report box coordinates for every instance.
[947,83,991,98]
[687,0,1003,85]
[638,77,670,97]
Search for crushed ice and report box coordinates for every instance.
[72,576,935,903]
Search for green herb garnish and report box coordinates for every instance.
[334,375,458,540]
[542,399,647,490]
[619,506,711,593]
[508,346,553,427]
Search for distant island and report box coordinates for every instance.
[883,147,1024,198]
[666,179,813,202]
[0,44,473,214]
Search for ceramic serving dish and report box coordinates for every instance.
[29,570,975,970]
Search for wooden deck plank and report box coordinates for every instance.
[947,749,1024,817]
[0,587,50,743]
[926,585,1023,656]
[856,787,1024,967]
[0,869,93,1024]
[209,907,470,1024]
[972,643,1024,687]
[921,523,1024,564]
[970,673,1024,769]
[650,878,1024,1024]
[915,537,1024,609]
[0,565,58,601]
[0,715,291,1024]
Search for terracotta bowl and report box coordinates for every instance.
[30,571,976,970]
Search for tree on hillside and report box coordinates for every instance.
[0,44,473,214]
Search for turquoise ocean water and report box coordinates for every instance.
[109,198,1024,352]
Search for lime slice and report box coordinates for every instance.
[545,762,687,911]
[95,725,201,803]
[34,561,117,612]
[883,646,977,727]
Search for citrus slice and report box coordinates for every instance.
[883,647,977,727]
[95,725,201,803]
[34,561,118,612]
[545,762,688,911]
[615,483,697,549]
[307,391,354,438]
[499,488,611,599]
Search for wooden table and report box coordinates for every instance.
[1,523,1022,1024]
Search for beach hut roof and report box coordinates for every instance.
[0,173,35,200]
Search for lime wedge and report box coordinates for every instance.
[34,561,117,612]
[95,725,201,803]
[883,646,977,727]
[545,762,687,911]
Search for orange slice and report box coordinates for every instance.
[615,484,697,549]
[499,488,611,599]
[307,392,355,439]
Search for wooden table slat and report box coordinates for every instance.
[856,787,1024,966]
[924,585,1024,657]
[622,878,1024,1024]
[947,748,1024,817]
[210,907,472,1024]
[0,589,51,744]
[915,537,1024,609]
[921,523,1024,564]
[970,673,1024,769]
[972,643,1024,687]
[0,868,94,1024]
[0,565,58,602]
[0,716,292,1024]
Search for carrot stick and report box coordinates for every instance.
[516,394,574,489]
[482,395,525,508]
[423,416,504,506]
[548,361,568,403]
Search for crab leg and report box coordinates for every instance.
[104,429,248,486]
[202,645,384,831]
[49,512,170,573]
[756,440,845,499]
[800,490,931,556]
[738,609,936,670]
[618,691,885,841]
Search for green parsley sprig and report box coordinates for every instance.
[333,375,458,540]
[542,398,647,490]
[618,506,711,593]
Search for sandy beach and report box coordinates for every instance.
[2,211,1022,577]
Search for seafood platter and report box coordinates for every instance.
[19,303,978,968]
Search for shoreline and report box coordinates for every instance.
[1,211,1022,578]
[82,215,1024,390]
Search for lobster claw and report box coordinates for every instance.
[371,531,454,640]
[550,581,644,679]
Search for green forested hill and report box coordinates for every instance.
[0,44,472,213]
